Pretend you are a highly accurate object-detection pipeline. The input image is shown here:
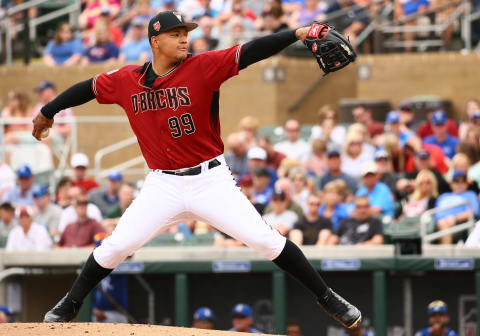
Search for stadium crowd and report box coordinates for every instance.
[2,92,480,250]
[1,0,468,66]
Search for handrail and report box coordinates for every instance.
[393,0,463,25]
[354,2,394,48]
[94,136,139,179]
[420,200,475,244]
[1,0,50,18]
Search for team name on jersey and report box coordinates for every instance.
[131,87,191,114]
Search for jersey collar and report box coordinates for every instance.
[137,54,194,90]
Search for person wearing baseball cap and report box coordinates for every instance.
[318,148,358,194]
[32,185,62,238]
[0,305,13,323]
[417,104,459,139]
[415,300,458,336]
[88,170,123,217]
[385,111,414,147]
[229,303,262,333]
[434,170,480,244]
[1,164,36,207]
[6,206,52,251]
[248,146,278,190]
[424,111,459,159]
[355,161,394,217]
[192,307,215,330]
[71,153,99,194]
[118,17,152,64]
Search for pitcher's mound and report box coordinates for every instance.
[1,323,281,336]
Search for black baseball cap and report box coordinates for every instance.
[148,10,198,41]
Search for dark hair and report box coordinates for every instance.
[457,141,480,164]
[54,22,73,45]
[0,203,15,211]
[354,195,370,205]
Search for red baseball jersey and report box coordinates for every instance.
[92,45,242,170]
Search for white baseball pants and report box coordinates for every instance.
[93,155,286,269]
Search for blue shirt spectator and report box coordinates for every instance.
[120,38,151,63]
[2,165,36,207]
[84,42,119,63]
[415,300,458,336]
[356,162,394,217]
[44,23,83,66]
[423,110,459,159]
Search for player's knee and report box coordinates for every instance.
[246,231,286,260]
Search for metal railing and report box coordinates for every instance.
[420,200,476,244]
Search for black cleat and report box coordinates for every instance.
[43,294,82,322]
[317,288,362,329]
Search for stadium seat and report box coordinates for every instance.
[384,216,436,254]
[0,236,8,248]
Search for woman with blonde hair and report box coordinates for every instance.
[459,99,480,140]
[304,138,328,177]
[341,132,374,178]
[309,104,346,148]
[239,116,259,148]
[402,169,438,218]
[82,18,119,65]
[289,167,310,213]
[318,181,350,231]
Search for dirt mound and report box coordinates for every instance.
[0,323,281,336]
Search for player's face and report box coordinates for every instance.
[193,320,213,329]
[153,27,189,62]
[232,315,253,332]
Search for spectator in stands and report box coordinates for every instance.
[71,153,100,194]
[33,81,74,141]
[288,0,326,27]
[32,185,62,238]
[318,149,358,194]
[401,169,438,218]
[94,8,124,47]
[43,23,84,66]
[385,111,415,147]
[59,186,103,233]
[463,117,480,146]
[356,162,394,217]
[247,147,278,188]
[290,168,310,212]
[424,110,459,159]
[374,149,398,194]
[263,178,304,218]
[289,192,332,245]
[459,99,480,140]
[282,0,305,14]
[274,120,311,164]
[225,133,250,176]
[0,203,16,238]
[398,102,421,132]
[190,0,221,19]
[217,9,255,49]
[190,37,210,54]
[326,0,369,46]
[329,196,384,245]
[286,321,302,336]
[404,135,449,174]
[239,116,259,149]
[263,189,299,235]
[342,132,374,179]
[189,16,219,51]
[450,153,479,193]
[435,170,479,244]
[238,174,266,215]
[6,206,52,251]
[130,0,154,27]
[257,135,287,171]
[192,307,215,330]
[230,303,262,333]
[2,164,36,207]
[1,90,32,134]
[88,170,123,217]
[251,168,274,206]
[79,0,122,30]
[304,139,328,177]
[57,194,105,248]
[103,182,136,233]
[255,0,288,34]
[395,0,429,52]
[0,163,15,201]
[310,105,346,149]
[82,19,120,65]
[415,300,458,336]
[417,103,458,139]
[319,181,350,231]
[118,18,151,64]
[55,177,73,208]
[352,105,383,139]
[348,123,376,157]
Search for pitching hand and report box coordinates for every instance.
[32,112,54,141]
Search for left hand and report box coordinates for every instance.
[32,112,54,141]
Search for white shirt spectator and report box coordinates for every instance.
[310,125,346,148]
[35,203,62,233]
[6,222,52,251]
[341,151,375,179]
[58,203,102,233]
[274,139,311,164]
[263,210,299,231]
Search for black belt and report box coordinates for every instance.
[160,159,221,176]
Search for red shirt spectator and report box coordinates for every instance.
[79,0,121,30]
[71,153,99,193]
[352,105,384,139]
[57,195,104,248]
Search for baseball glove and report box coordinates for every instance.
[303,22,356,74]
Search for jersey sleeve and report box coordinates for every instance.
[199,45,243,90]
[92,67,123,104]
